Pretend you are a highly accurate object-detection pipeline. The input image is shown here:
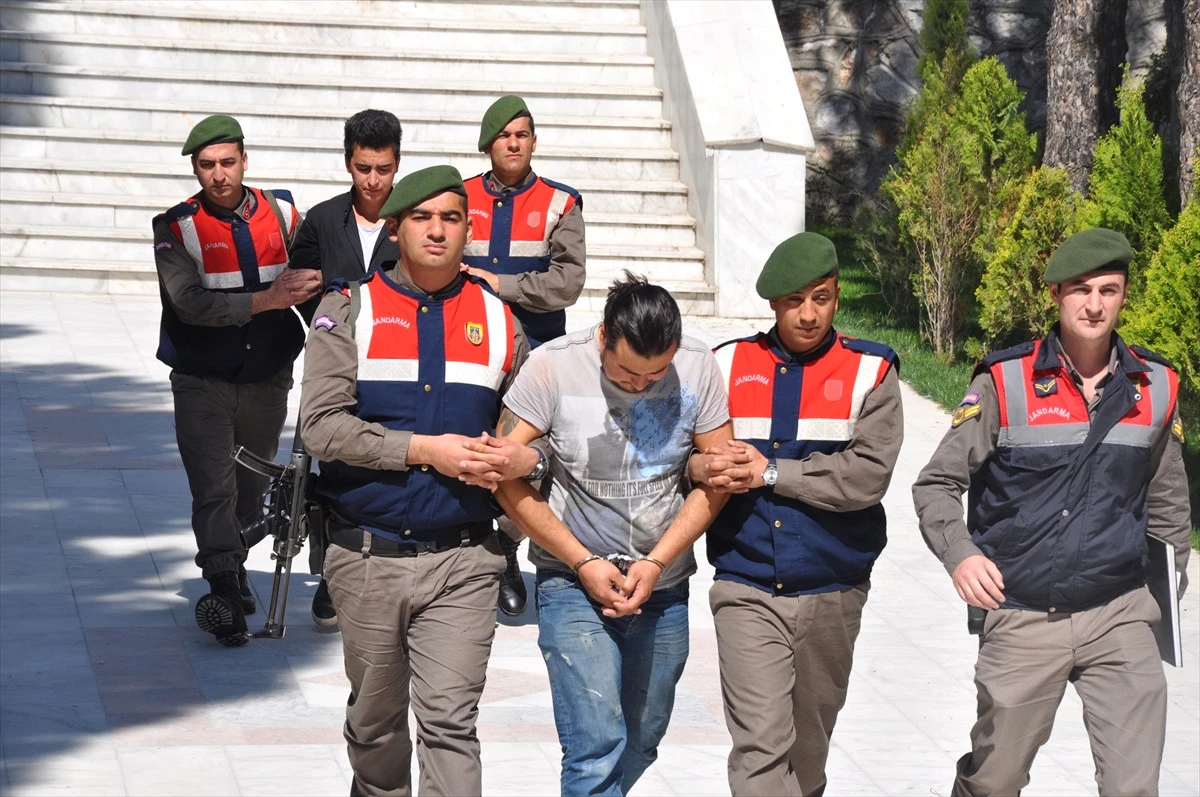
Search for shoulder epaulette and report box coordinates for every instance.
[840,336,899,370]
[268,188,295,206]
[163,199,199,223]
[539,176,582,207]
[461,271,496,296]
[981,341,1035,368]
[1129,344,1176,370]
[973,341,1035,378]
[713,333,761,354]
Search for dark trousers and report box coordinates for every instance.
[170,368,291,579]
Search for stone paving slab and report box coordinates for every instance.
[0,292,1196,796]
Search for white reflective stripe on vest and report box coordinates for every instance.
[445,289,509,390]
[795,418,855,441]
[732,416,855,442]
[849,354,883,420]
[714,342,737,384]
[174,215,209,278]
[544,189,571,241]
[199,270,245,290]
[732,417,772,440]
[463,241,489,257]
[259,263,286,284]
[276,196,296,235]
[509,240,550,258]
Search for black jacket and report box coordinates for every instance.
[290,189,398,323]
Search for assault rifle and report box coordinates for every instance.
[232,424,322,639]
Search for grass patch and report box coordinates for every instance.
[819,226,975,412]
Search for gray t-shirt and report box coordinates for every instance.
[503,325,730,588]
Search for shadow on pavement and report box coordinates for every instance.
[0,347,341,787]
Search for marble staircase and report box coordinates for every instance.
[0,0,714,313]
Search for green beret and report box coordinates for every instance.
[1044,228,1133,283]
[181,114,243,155]
[478,95,530,151]
[755,232,839,300]
[379,165,466,219]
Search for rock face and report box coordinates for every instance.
[775,0,1167,222]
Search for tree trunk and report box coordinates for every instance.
[1179,0,1199,204]
[1044,0,1128,194]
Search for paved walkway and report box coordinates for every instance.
[0,291,1196,796]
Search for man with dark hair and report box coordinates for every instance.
[154,114,322,647]
[690,232,903,796]
[488,272,732,795]
[913,227,1190,796]
[463,94,587,616]
[300,165,536,796]
[289,108,403,625]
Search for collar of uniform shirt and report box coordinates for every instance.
[1052,333,1118,406]
[198,187,254,220]
[766,326,837,364]
[484,170,537,194]
[384,262,466,300]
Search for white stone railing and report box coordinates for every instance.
[642,0,815,318]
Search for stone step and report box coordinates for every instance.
[1,224,704,272]
[2,0,644,28]
[0,2,650,54]
[0,255,716,315]
[0,94,677,150]
[0,63,664,119]
[0,31,658,87]
[0,191,699,248]
[0,158,692,215]
[0,127,682,183]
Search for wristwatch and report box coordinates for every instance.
[762,458,778,488]
[524,446,548,482]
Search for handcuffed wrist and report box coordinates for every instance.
[571,554,602,573]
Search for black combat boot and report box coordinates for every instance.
[195,571,250,647]
[311,577,337,626]
[496,533,528,617]
[238,564,257,616]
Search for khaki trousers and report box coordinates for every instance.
[953,585,1167,797]
[324,535,505,797]
[170,369,290,578]
[711,578,870,797]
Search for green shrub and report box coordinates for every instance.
[852,195,918,322]
[1121,194,1200,527]
[1079,72,1171,300]
[976,166,1085,348]
[882,56,1036,361]
[1121,196,1200,398]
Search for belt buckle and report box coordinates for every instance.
[605,553,634,576]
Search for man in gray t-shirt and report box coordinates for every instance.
[492,274,732,794]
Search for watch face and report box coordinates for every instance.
[763,466,778,486]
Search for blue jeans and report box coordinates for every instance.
[536,570,690,797]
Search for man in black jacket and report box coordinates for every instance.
[289,109,402,624]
